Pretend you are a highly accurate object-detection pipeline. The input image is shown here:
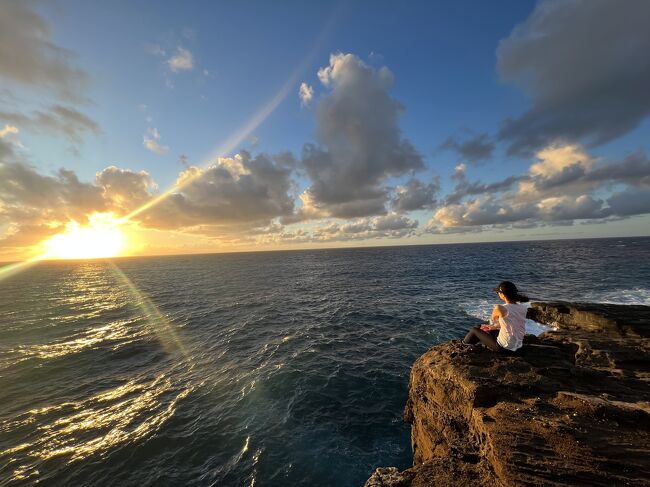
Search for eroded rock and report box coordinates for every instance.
[367,302,650,486]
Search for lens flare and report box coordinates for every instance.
[43,213,126,260]
[108,263,188,357]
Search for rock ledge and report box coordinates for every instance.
[365,302,650,486]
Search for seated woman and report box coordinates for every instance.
[463,281,529,352]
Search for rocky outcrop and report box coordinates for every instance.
[365,302,650,487]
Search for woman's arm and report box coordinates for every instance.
[489,305,508,330]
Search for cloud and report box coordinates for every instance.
[0,160,107,251]
[313,214,418,241]
[445,163,522,205]
[299,82,314,106]
[96,166,157,213]
[497,0,650,155]
[145,43,166,57]
[264,213,418,245]
[0,105,100,143]
[440,133,494,164]
[0,0,89,101]
[143,127,169,155]
[427,144,650,232]
[0,145,300,251]
[391,177,439,212]
[167,47,194,72]
[298,53,424,219]
[126,151,296,230]
[605,188,650,217]
[0,124,18,138]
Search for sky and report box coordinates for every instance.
[1,0,650,261]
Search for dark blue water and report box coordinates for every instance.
[1,237,649,486]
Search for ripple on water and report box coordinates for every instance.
[0,237,648,486]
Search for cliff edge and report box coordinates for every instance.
[365,302,650,486]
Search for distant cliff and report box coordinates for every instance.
[365,302,650,486]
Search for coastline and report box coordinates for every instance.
[366,302,650,486]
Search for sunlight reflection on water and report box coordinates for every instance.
[0,238,648,486]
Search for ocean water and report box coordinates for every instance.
[1,237,649,486]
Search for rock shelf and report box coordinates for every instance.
[365,302,650,486]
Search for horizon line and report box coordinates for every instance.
[2,233,648,266]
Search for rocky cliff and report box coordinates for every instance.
[365,302,650,487]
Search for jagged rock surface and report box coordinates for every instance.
[365,302,650,487]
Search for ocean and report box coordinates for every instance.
[1,237,649,486]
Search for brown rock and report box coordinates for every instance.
[366,302,650,486]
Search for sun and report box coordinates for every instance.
[43,213,127,260]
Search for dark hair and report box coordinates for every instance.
[494,281,529,303]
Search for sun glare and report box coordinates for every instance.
[43,213,126,260]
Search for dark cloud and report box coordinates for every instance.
[0,0,89,101]
[445,164,523,204]
[605,189,650,217]
[497,0,650,155]
[391,177,439,212]
[0,105,100,143]
[0,161,104,217]
[440,133,494,164]
[300,53,424,219]
[585,152,650,188]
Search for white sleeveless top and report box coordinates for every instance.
[496,303,527,351]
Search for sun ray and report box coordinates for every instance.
[108,263,188,357]
[0,254,47,283]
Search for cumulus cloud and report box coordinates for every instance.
[96,166,157,213]
[167,47,194,72]
[440,133,494,164]
[391,177,439,212]
[108,151,296,231]
[299,82,314,106]
[497,0,650,155]
[427,144,650,232]
[0,105,100,143]
[143,127,169,155]
[298,53,423,220]
[0,0,89,101]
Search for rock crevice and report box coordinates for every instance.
[365,302,650,487]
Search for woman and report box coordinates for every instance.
[463,281,529,352]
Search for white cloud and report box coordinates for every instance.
[299,82,314,106]
[167,47,194,72]
[143,127,169,155]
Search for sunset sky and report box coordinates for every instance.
[1,0,649,261]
